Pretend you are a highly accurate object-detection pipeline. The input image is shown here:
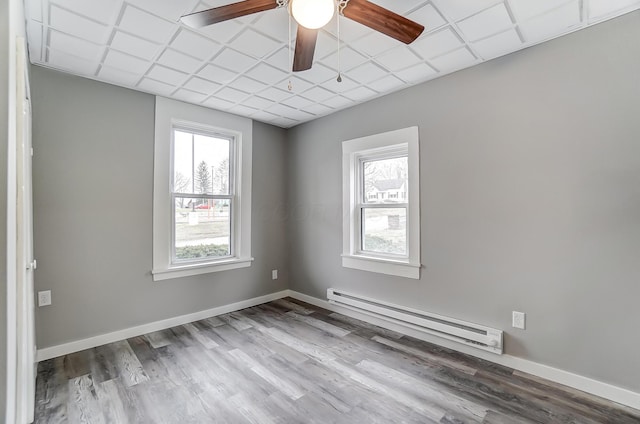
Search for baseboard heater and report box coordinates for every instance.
[327,288,503,354]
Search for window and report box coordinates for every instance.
[153,97,252,281]
[342,127,420,279]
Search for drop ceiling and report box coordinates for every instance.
[25,0,640,128]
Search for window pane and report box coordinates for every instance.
[174,130,193,194]
[194,134,230,195]
[363,156,408,204]
[362,207,407,255]
[174,197,231,261]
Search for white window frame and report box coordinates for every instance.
[152,97,252,281]
[342,127,421,279]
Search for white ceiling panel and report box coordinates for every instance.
[376,47,423,71]
[103,48,150,74]
[49,30,104,61]
[519,1,582,43]
[457,3,513,42]
[472,28,523,60]
[47,49,98,75]
[49,5,111,44]
[170,30,221,61]
[429,47,477,72]
[25,0,640,128]
[411,28,463,59]
[157,49,203,74]
[111,31,161,61]
[588,0,640,21]
[118,5,176,44]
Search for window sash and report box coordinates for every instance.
[171,194,235,265]
[357,205,408,259]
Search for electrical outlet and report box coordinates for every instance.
[271,269,278,280]
[38,290,52,307]
[512,311,525,329]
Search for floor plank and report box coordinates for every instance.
[34,298,640,424]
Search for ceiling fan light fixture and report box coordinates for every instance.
[290,0,335,30]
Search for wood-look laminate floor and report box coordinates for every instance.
[35,298,640,424]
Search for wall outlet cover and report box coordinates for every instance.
[512,311,526,329]
[38,290,52,307]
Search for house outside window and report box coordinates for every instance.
[342,127,421,279]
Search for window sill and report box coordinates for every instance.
[341,254,420,279]
[152,257,254,281]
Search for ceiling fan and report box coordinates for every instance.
[180,0,425,72]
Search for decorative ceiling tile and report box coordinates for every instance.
[118,5,176,44]
[242,96,276,110]
[457,3,513,42]
[519,1,582,43]
[245,63,289,85]
[349,31,398,57]
[320,47,369,72]
[126,0,198,21]
[173,88,207,104]
[203,96,235,110]
[266,102,298,117]
[264,47,291,72]
[301,103,333,116]
[258,86,293,102]
[472,28,522,60]
[323,76,359,93]
[183,76,220,94]
[285,76,314,93]
[281,95,314,109]
[228,76,267,94]
[137,77,175,95]
[376,46,423,71]
[229,104,259,116]
[396,63,437,83]
[295,63,336,84]
[110,31,161,61]
[157,49,203,74]
[321,95,353,109]
[103,48,150,74]
[49,29,104,61]
[429,47,477,72]
[588,0,640,21]
[212,48,256,72]
[27,22,44,61]
[342,86,377,101]
[98,65,140,86]
[368,74,406,92]
[432,0,503,21]
[252,8,291,42]
[47,48,98,75]
[232,28,281,59]
[509,0,572,21]
[348,61,390,84]
[251,110,281,123]
[146,64,188,86]
[50,0,121,25]
[301,86,336,102]
[411,28,463,59]
[215,87,250,103]
[409,4,447,32]
[170,30,221,61]
[196,19,244,43]
[197,64,237,84]
[370,0,427,15]
[49,5,110,44]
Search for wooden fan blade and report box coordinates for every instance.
[343,0,424,44]
[292,26,318,72]
[181,0,277,28]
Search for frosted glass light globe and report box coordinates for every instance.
[291,0,335,30]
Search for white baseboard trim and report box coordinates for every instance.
[36,290,290,362]
[287,290,640,411]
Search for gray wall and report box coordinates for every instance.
[30,67,289,348]
[287,12,640,392]
[0,0,9,416]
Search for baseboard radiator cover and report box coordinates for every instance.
[327,288,503,354]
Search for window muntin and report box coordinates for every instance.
[170,127,235,264]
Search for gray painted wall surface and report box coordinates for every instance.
[0,0,9,416]
[287,12,640,392]
[30,67,289,348]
